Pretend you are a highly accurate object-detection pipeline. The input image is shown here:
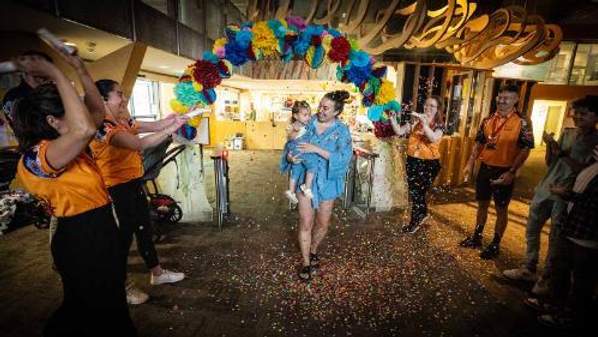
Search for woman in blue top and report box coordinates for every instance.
[281,90,353,281]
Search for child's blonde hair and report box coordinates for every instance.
[290,100,311,123]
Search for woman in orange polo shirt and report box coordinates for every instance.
[91,79,187,305]
[12,57,135,336]
[390,96,445,234]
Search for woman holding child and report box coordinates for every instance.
[280,91,353,281]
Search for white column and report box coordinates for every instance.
[156,145,213,222]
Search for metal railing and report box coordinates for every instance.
[211,151,230,230]
[342,147,379,218]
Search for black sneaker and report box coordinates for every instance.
[480,243,500,259]
[459,235,482,248]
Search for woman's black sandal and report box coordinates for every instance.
[309,253,320,268]
[298,265,313,281]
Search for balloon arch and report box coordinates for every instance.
[170,16,401,140]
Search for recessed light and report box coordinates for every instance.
[158,65,170,69]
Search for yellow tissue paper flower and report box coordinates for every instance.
[188,115,202,127]
[322,34,333,64]
[184,65,194,77]
[192,81,203,92]
[252,21,279,57]
[170,99,188,114]
[214,37,227,49]
[375,80,396,105]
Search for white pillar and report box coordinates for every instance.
[157,145,213,222]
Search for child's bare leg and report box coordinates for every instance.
[300,171,315,199]
[289,178,297,192]
[285,177,299,204]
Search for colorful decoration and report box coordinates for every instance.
[173,16,403,139]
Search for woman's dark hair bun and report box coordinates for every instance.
[331,90,350,102]
[324,90,351,114]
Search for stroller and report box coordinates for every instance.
[0,147,20,192]
[142,138,186,240]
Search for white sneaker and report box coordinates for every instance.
[150,269,185,285]
[503,267,538,282]
[126,285,149,305]
[284,190,298,204]
[532,277,550,296]
[417,215,431,227]
[300,185,313,199]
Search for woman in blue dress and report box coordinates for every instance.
[280,90,353,281]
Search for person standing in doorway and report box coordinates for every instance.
[282,90,353,281]
[459,83,534,259]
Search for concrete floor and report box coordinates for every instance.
[0,150,589,337]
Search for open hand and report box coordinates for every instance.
[298,142,320,154]
[411,112,428,124]
[491,171,514,186]
[15,55,59,80]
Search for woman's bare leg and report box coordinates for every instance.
[297,192,315,267]
[310,200,334,255]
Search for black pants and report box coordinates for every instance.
[44,205,136,337]
[550,235,598,326]
[406,156,441,226]
[109,179,160,270]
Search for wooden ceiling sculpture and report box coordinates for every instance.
[245,0,562,69]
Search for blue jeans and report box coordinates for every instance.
[525,198,565,275]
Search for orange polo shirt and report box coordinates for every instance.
[16,140,110,217]
[406,123,443,160]
[89,114,143,188]
[475,111,534,168]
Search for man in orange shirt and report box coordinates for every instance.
[460,84,534,259]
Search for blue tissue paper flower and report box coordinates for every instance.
[175,82,207,107]
[368,105,384,122]
[385,100,401,112]
[202,88,217,104]
[225,42,249,66]
[327,28,341,38]
[350,50,371,68]
[202,51,219,64]
[236,30,253,48]
[346,64,371,86]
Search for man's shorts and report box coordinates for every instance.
[475,163,514,208]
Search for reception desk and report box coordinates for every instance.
[209,119,290,150]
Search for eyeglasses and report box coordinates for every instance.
[496,95,515,101]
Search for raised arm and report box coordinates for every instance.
[134,116,178,133]
[18,57,96,170]
[389,111,411,137]
[46,44,105,128]
[110,116,187,151]
[412,113,443,143]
